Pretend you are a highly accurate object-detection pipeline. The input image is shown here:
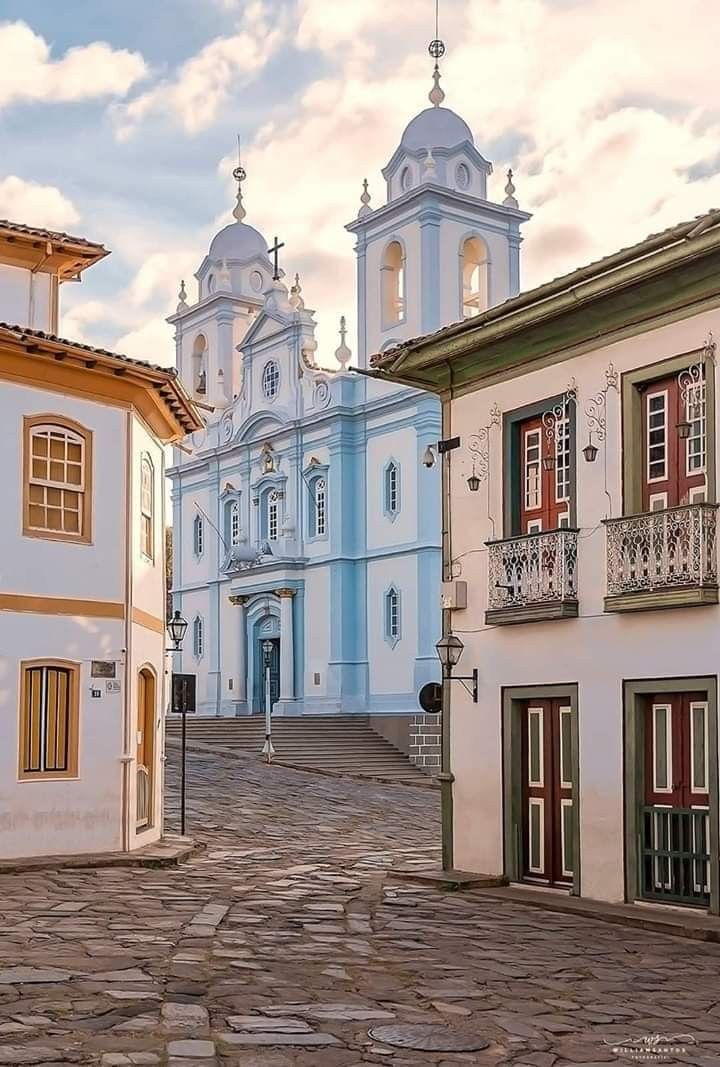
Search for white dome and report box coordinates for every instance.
[208,221,268,262]
[400,106,474,152]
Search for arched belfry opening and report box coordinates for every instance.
[461,236,489,318]
[381,240,406,328]
[192,334,207,395]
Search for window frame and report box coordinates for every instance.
[193,615,204,659]
[309,476,327,539]
[384,459,401,520]
[384,585,401,646]
[23,414,93,545]
[267,489,280,541]
[193,514,204,557]
[621,349,717,514]
[140,453,154,562]
[18,658,80,781]
[262,360,280,401]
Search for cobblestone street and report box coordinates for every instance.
[1,746,720,1066]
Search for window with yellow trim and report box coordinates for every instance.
[23,416,92,543]
[140,454,154,561]
[19,660,79,780]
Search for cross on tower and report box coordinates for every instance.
[268,236,285,281]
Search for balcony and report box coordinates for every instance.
[605,503,719,612]
[486,528,579,625]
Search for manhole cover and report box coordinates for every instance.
[368,1023,490,1052]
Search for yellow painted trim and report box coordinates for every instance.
[0,593,124,619]
[131,606,165,634]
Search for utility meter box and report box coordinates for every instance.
[441,580,467,610]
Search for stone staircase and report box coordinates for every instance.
[165,715,427,784]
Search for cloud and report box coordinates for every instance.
[114,1,285,138]
[0,21,147,109]
[0,176,80,230]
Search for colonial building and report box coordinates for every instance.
[371,208,720,914]
[168,63,528,740]
[0,219,201,860]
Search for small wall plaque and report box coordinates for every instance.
[91,661,116,678]
[106,680,121,694]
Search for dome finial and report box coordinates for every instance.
[232,135,247,222]
[358,178,372,218]
[335,315,351,370]
[428,1,446,107]
[289,272,305,311]
[503,167,519,208]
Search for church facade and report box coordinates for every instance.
[168,70,529,723]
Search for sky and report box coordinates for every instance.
[1,0,720,367]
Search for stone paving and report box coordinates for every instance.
[0,747,719,1066]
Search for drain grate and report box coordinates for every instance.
[368,1023,490,1052]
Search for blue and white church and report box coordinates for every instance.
[169,63,529,726]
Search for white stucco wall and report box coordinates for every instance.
[366,423,419,551]
[0,610,125,859]
[367,554,417,699]
[448,305,720,904]
[0,263,54,332]
[0,382,125,601]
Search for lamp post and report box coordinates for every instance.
[434,633,479,873]
[166,611,190,835]
[262,638,275,764]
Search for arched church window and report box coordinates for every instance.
[192,335,207,396]
[262,360,280,400]
[267,490,280,541]
[193,513,204,557]
[400,166,413,193]
[207,274,216,294]
[225,498,241,547]
[250,270,264,293]
[193,615,204,658]
[381,240,406,328]
[312,477,327,538]
[384,460,400,517]
[384,586,401,644]
[461,236,489,319]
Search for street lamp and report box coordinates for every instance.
[435,633,478,702]
[167,610,188,651]
[166,611,191,837]
[262,638,275,764]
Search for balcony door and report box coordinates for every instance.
[522,699,574,887]
[642,692,710,906]
[641,373,706,512]
[519,416,571,533]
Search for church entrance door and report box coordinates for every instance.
[260,638,280,713]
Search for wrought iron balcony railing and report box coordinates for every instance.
[605,503,718,611]
[486,528,579,625]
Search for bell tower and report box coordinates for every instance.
[346,38,531,367]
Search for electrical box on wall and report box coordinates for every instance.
[441,580,467,610]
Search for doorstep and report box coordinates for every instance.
[389,867,508,891]
[0,834,202,875]
[474,884,720,943]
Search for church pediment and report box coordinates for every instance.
[239,307,292,351]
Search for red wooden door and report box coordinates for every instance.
[644,692,709,808]
[522,699,574,886]
[641,372,706,512]
[519,416,571,533]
